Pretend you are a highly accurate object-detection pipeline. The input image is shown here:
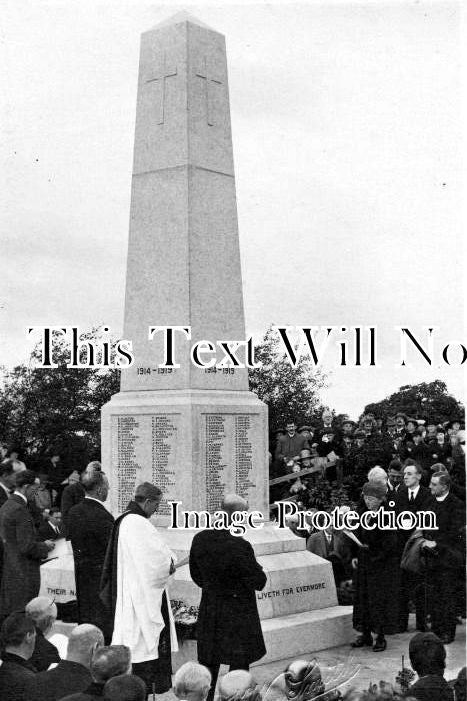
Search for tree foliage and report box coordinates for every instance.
[362,380,464,425]
[248,326,328,431]
[0,328,120,471]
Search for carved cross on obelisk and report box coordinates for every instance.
[195,55,223,126]
[146,52,177,124]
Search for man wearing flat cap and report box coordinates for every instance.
[351,482,398,652]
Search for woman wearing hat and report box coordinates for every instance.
[351,482,398,652]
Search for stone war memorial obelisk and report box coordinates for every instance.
[101,12,352,665]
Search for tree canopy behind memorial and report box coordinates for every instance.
[362,380,464,424]
[248,326,328,430]
[0,328,120,470]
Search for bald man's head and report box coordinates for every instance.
[25,596,57,635]
[222,494,248,516]
[218,670,260,701]
[67,624,104,667]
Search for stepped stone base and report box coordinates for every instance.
[164,524,352,666]
[258,607,354,665]
[164,524,338,620]
[172,606,354,668]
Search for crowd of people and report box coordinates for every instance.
[270,410,465,501]
[0,600,465,700]
[0,405,464,700]
[271,410,465,653]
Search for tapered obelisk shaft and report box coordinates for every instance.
[121,14,248,392]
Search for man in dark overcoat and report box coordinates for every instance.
[67,470,114,642]
[394,463,431,633]
[421,471,464,644]
[189,494,267,701]
[0,470,53,617]
[351,481,398,652]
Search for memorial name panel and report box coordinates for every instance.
[112,413,180,514]
[202,413,259,511]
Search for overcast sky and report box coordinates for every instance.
[1,1,464,418]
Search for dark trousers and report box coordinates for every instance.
[429,566,457,639]
[398,570,427,630]
[205,662,250,701]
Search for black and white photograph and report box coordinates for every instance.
[1,2,465,700]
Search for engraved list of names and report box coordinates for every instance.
[112,413,180,514]
[203,413,258,512]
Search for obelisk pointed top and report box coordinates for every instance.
[148,10,217,32]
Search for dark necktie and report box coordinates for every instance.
[409,492,415,503]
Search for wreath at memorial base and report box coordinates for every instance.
[170,600,198,643]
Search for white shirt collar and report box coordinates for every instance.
[84,495,104,505]
[436,491,449,502]
[408,485,420,498]
[13,491,27,503]
[0,482,10,496]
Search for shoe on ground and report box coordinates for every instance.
[373,636,387,652]
[351,634,373,648]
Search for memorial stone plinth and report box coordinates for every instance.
[102,389,268,523]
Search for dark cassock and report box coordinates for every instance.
[67,496,114,641]
[189,527,267,701]
[422,488,464,643]
[0,493,50,616]
[100,497,177,694]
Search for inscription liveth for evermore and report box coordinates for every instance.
[257,582,326,600]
